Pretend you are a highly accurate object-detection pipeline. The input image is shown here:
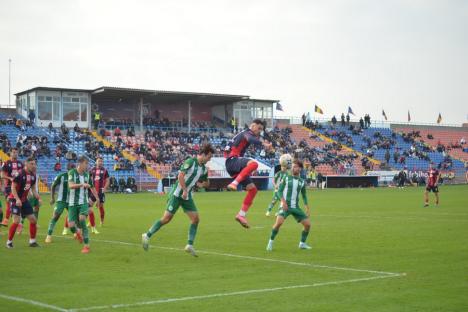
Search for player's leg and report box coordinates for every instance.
[79,209,90,253]
[68,205,83,244]
[6,200,21,248]
[235,182,258,228]
[98,193,105,226]
[227,159,258,191]
[2,196,11,226]
[46,202,66,242]
[87,197,98,234]
[63,214,69,235]
[266,192,279,216]
[267,215,285,251]
[183,199,199,257]
[25,211,39,247]
[434,187,439,205]
[142,197,178,251]
[298,217,312,249]
[424,188,429,207]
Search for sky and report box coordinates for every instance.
[0,0,467,125]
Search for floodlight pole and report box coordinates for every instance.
[188,100,192,133]
[139,97,143,132]
[8,58,12,108]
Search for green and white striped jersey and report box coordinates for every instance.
[52,172,69,203]
[277,174,308,209]
[67,168,93,206]
[171,157,208,199]
[274,170,289,188]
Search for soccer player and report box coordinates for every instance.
[141,144,214,257]
[88,156,110,233]
[224,119,272,228]
[45,163,75,243]
[424,162,440,207]
[1,148,23,226]
[266,160,312,251]
[265,164,289,217]
[5,157,41,248]
[67,156,100,254]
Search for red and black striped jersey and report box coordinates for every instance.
[9,169,36,202]
[224,129,262,158]
[2,159,24,188]
[90,167,109,193]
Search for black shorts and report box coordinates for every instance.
[225,157,252,187]
[9,199,33,218]
[426,185,439,193]
[89,191,105,203]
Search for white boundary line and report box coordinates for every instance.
[0,235,405,311]
[0,293,68,312]
[64,236,401,276]
[68,274,404,312]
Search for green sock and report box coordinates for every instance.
[147,220,163,238]
[188,223,198,245]
[270,229,279,240]
[301,230,309,243]
[47,217,58,235]
[0,211,3,221]
[80,219,89,244]
[69,225,77,234]
[21,217,25,224]
[34,210,39,221]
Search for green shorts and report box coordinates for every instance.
[29,197,40,208]
[68,204,89,223]
[166,195,197,214]
[54,201,68,215]
[278,207,308,223]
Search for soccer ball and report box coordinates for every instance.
[279,153,293,168]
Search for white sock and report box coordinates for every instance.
[238,210,246,217]
[7,240,12,244]
[29,239,36,244]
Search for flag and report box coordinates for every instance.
[407,110,411,122]
[437,113,442,124]
[314,105,324,114]
[382,110,388,121]
[348,106,355,115]
[276,102,283,111]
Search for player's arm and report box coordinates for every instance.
[11,179,22,207]
[50,175,60,204]
[88,177,100,204]
[196,172,209,188]
[31,181,41,204]
[435,172,441,186]
[277,180,288,211]
[301,183,310,217]
[246,132,272,151]
[103,175,110,193]
[178,158,195,199]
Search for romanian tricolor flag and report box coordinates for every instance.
[314,105,324,114]
[437,113,442,124]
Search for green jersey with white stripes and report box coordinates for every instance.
[274,170,288,188]
[52,172,69,203]
[171,157,208,199]
[277,174,308,209]
[67,168,93,206]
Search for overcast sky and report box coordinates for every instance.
[1,0,467,125]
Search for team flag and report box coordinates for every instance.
[314,105,324,114]
[407,110,411,122]
[382,110,388,121]
[348,106,355,115]
[276,102,283,111]
[437,113,442,124]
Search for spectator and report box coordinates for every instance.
[127,176,137,192]
[331,115,337,127]
[118,177,127,192]
[346,114,350,125]
[340,113,345,126]
[109,176,119,193]
[114,127,121,137]
[28,110,36,126]
[54,162,62,172]
[385,150,390,164]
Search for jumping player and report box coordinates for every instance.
[224,119,272,228]
[67,156,100,254]
[266,160,312,251]
[424,162,440,207]
[88,156,110,233]
[142,144,214,257]
[1,148,23,226]
[5,157,41,248]
[45,163,75,243]
[266,164,289,217]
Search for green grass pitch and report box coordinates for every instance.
[1,185,467,311]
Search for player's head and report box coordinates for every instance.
[67,162,76,170]
[77,156,89,172]
[25,157,37,173]
[10,147,18,159]
[96,156,103,167]
[250,119,265,136]
[198,144,215,164]
[292,160,303,176]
